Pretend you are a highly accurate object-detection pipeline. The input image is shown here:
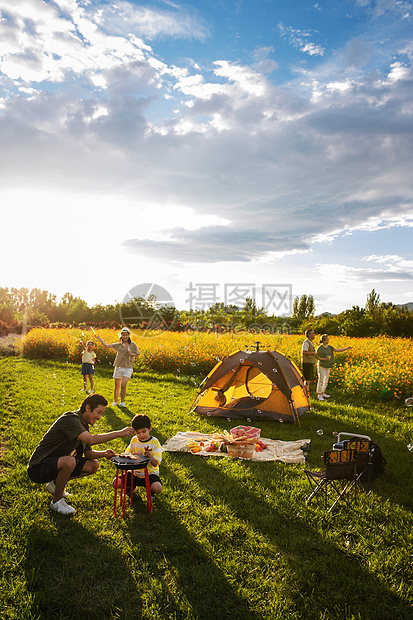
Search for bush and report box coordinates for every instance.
[0,334,21,356]
[20,328,413,401]
[23,328,70,359]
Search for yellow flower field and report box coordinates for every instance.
[22,328,413,401]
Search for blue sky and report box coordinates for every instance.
[0,0,412,316]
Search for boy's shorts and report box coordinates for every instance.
[122,472,161,493]
[81,363,94,375]
[28,457,87,483]
[113,366,133,379]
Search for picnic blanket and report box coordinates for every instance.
[162,432,311,464]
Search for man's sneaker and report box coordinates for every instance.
[322,393,331,398]
[112,402,118,406]
[317,395,325,401]
[50,498,76,515]
[45,481,71,498]
[88,389,94,394]
[120,402,126,407]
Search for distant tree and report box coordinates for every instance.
[243,297,257,317]
[243,297,266,317]
[0,287,58,325]
[0,288,11,305]
[10,287,29,312]
[67,298,90,323]
[121,296,152,319]
[90,303,113,323]
[208,302,239,314]
[383,305,413,337]
[61,292,75,307]
[0,305,14,324]
[28,288,56,314]
[339,306,372,337]
[27,310,49,327]
[312,313,340,336]
[365,289,381,320]
[292,294,315,320]
[0,287,14,324]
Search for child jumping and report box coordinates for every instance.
[80,340,96,393]
[113,413,162,501]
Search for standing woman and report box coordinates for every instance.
[92,327,139,407]
[316,334,352,401]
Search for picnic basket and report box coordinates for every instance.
[226,425,260,459]
[226,442,255,459]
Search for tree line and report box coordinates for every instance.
[0,288,164,331]
[0,286,412,337]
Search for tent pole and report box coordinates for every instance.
[268,350,300,425]
[186,392,202,414]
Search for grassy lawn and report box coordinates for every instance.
[1,356,413,620]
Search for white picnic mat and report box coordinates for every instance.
[162,431,311,464]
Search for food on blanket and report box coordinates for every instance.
[162,432,310,464]
[231,425,261,440]
[212,426,261,445]
[185,441,199,448]
[185,440,202,453]
[212,431,232,442]
[255,440,267,452]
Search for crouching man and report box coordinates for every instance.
[27,393,134,515]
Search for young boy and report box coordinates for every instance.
[80,340,96,393]
[113,414,162,500]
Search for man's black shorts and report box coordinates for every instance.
[27,457,87,483]
[302,363,315,381]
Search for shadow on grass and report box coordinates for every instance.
[24,502,262,620]
[124,492,263,620]
[25,518,147,620]
[164,454,413,620]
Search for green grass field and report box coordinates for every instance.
[1,357,413,620]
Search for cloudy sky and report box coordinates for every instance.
[1,0,412,316]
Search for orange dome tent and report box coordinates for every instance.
[189,346,310,425]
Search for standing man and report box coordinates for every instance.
[301,328,317,398]
[27,394,134,515]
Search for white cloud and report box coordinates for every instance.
[315,261,413,284]
[0,0,413,312]
[0,0,155,87]
[213,61,269,96]
[387,61,410,82]
[353,0,413,19]
[0,0,204,97]
[277,22,325,57]
[92,0,209,40]
[363,254,413,272]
